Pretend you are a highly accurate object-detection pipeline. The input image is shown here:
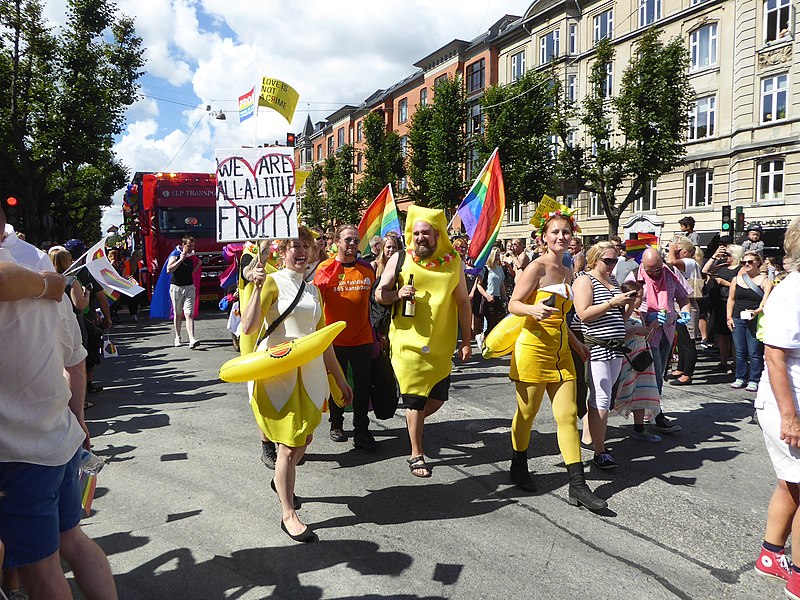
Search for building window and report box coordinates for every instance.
[420,87,427,106]
[594,10,613,42]
[507,202,523,224]
[549,134,559,159]
[567,74,577,102]
[689,95,716,139]
[639,0,662,27]
[758,159,784,202]
[337,128,345,148]
[764,0,791,43]
[398,98,408,124]
[399,177,408,193]
[434,74,448,92]
[327,136,334,156]
[466,146,479,179]
[686,170,713,208]
[589,193,603,217]
[540,30,560,64]
[635,179,657,212]
[569,24,578,54]
[356,121,363,143]
[466,58,485,94]
[316,145,322,161]
[356,154,363,174]
[602,63,613,97]
[400,135,408,157]
[511,50,526,82]
[565,194,576,208]
[567,130,576,147]
[690,24,718,70]
[762,73,788,122]
[467,103,483,136]
[691,0,710,5]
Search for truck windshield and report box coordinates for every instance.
[157,207,216,237]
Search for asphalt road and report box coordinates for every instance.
[73,309,778,599]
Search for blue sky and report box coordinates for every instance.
[43,0,534,231]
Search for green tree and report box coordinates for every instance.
[0,0,144,244]
[480,69,556,208]
[299,164,326,228]
[554,30,693,234]
[425,75,468,210]
[323,144,358,225]
[358,110,404,203]
[407,103,432,204]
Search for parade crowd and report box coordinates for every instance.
[3,202,800,600]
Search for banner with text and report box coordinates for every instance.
[215,147,298,242]
[258,77,300,124]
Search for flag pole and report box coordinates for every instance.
[253,80,258,148]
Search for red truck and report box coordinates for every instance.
[136,172,226,302]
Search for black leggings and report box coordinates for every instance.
[675,323,696,376]
[329,344,373,435]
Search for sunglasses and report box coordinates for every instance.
[342,237,360,245]
[644,266,663,274]
[741,259,758,265]
[599,257,617,266]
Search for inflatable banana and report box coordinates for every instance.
[220,321,346,383]
[327,373,347,408]
[482,314,526,359]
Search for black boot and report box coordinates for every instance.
[566,462,607,510]
[510,449,537,492]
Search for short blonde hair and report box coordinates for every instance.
[49,249,73,274]
[783,217,800,272]
[585,241,617,270]
[672,236,704,264]
[726,244,744,266]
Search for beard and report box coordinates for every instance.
[414,242,435,259]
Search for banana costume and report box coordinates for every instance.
[390,205,462,400]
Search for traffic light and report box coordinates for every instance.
[286,133,296,147]
[3,196,20,225]
[721,205,732,233]
[735,206,745,233]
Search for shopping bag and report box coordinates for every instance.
[102,336,119,358]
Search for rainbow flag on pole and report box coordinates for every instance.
[456,148,506,274]
[625,233,660,263]
[357,184,401,255]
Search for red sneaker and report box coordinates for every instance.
[755,547,791,581]
[787,568,800,600]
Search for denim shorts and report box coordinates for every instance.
[0,448,83,570]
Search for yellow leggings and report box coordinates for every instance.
[511,380,581,465]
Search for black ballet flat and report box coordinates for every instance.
[271,479,301,510]
[280,520,318,543]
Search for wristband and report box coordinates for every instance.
[34,275,48,299]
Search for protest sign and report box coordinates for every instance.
[258,77,300,124]
[215,147,298,242]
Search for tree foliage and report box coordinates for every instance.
[323,144,358,225]
[480,69,556,207]
[414,75,468,210]
[406,103,432,204]
[0,0,144,244]
[358,110,404,203]
[554,30,693,234]
[299,164,326,228]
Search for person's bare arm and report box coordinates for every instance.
[323,345,352,406]
[666,246,685,271]
[65,360,90,450]
[755,278,774,316]
[508,261,557,321]
[96,290,112,329]
[376,253,413,305]
[70,279,90,311]
[573,275,631,322]
[166,253,183,274]
[454,269,472,360]
[241,262,267,335]
[726,279,737,330]
[0,263,65,301]
[766,346,800,448]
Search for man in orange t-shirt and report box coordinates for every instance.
[314,225,377,450]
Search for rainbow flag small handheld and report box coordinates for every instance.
[357,184,402,255]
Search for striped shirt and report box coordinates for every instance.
[581,274,627,361]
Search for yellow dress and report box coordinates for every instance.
[247,269,329,447]
[390,205,462,398]
[510,285,577,383]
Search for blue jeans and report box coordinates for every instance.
[732,318,764,383]
[650,334,673,395]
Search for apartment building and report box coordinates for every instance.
[495,0,799,250]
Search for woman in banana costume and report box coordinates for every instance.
[241,226,353,543]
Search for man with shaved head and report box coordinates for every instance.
[628,247,692,434]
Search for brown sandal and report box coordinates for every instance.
[407,455,431,478]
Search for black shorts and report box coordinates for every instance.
[402,375,451,410]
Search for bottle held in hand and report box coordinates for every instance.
[402,274,416,317]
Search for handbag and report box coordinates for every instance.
[686,277,705,299]
[625,350,654,372]
[370,348,400,419]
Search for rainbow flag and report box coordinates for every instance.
[357,184,401,255]
[625,233,660,263]
[456,148,506,274]
[80,470,97,514]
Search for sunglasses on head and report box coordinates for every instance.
[599,257,617,266]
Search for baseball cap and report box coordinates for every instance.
[64,239,87,259]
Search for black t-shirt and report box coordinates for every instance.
[172,256,196,286]
[715,266,738,302]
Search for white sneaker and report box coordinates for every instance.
[746,381,759,392]
[731,379,745,389]
[174,336,182,347]
[189,338,199,349]
[475,333,484,351]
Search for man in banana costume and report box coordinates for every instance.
[376,205,472,478]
